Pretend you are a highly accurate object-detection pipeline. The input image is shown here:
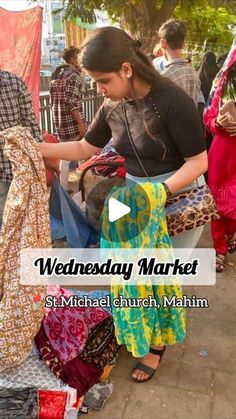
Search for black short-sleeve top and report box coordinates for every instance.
[84,81,206,177]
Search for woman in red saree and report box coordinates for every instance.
[204,41,236,272]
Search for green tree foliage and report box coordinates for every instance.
[210,0,236,14]
[176,0,236,55]
[33,0,236,53]
[55,0,181,51]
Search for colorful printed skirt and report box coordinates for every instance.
[101,181,186,357]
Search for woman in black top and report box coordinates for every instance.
[40,27,207,383]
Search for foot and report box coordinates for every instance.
[132,346,165,382]
[216,253,226,273]
[227,234,236,254]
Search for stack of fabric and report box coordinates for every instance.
[0,355,81,418]
[35,286,118,397]
[0,127,118,416]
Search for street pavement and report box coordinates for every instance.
[91,225,236,419]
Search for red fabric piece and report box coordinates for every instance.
[38,390,67,419]
[78,152,125,178]
[35,323,103,396]
[43,287,110,363]
[116,166,127,178]
[207,132,236,219]
[78,154,100,171]
[0,6,42,117]
[42,131,60,186]
[211,217,236,254]
[73,396,84,410]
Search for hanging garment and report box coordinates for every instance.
[101,181,186,357]
[0,6,43,116]
[0,126,50,371]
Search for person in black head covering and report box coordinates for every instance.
[199,51,219,103]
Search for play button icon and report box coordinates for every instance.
[108,198,130,222]
[85,177,151,242]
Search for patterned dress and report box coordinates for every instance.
[101,182,186,357]
[0,126,50,371]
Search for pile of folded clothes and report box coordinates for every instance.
[0,287,118,418]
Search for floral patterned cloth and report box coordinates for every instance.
[79,316,119,368]
[0,126,50,371]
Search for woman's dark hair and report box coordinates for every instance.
[81,27,169,159]
[158,19,187,50]
[81,26,168,87]
[62,46,80,63]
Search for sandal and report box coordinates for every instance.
[216,254,226,273]
[227,235,236,254]
[131,346,166,383]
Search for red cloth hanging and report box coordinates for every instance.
[42,131,60,186]
[0,6,42,117]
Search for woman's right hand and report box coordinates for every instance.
[216,112,233,128]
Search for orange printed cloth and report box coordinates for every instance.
[0,6,43,116]
[0,126,50,372]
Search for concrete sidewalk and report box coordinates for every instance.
[91,225,236,419]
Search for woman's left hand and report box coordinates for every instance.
[225,122,236,137]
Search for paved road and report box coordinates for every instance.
[91,225,236,419]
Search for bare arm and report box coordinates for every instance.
[164,151,208,194]
[39,138,101,161]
